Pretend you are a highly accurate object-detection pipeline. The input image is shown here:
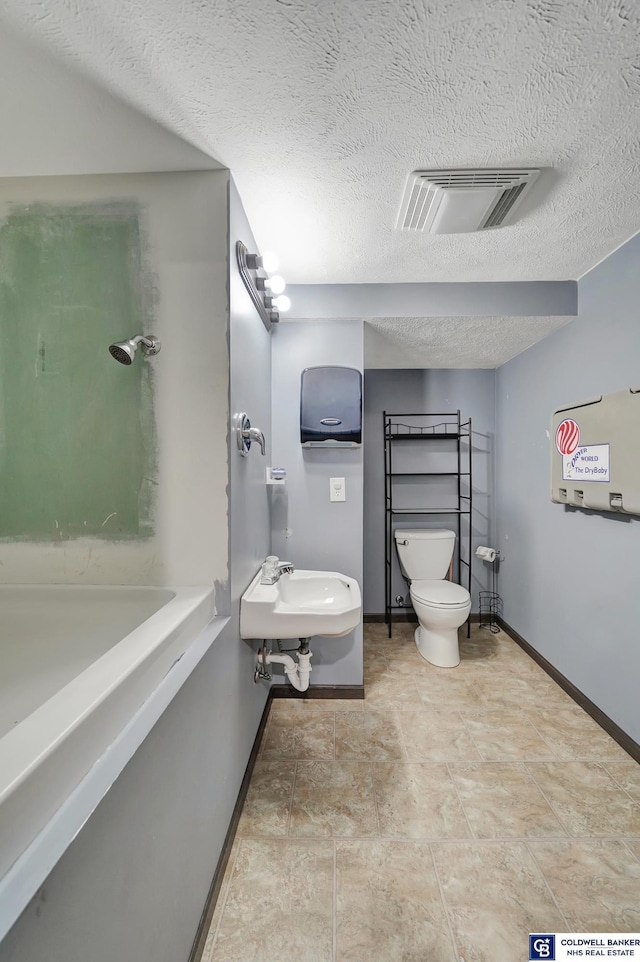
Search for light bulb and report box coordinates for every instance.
[272,294,291,312]
[265,275,286,295]
[261,251,279,272]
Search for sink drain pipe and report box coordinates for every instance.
[256,640,313,691]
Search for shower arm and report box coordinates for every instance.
[132,335,161,355]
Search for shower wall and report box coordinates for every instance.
[0,202,155,541]
[0,171,229,587]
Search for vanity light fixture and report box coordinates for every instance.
[255,274,286,295]
[245,250,279,273]
[272,294,291,312]
[236,241,289,331]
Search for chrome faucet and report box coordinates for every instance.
[243,424,266,455]
[235,412,266,457]
[260,556,295,585]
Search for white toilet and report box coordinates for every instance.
[394,529,471,668]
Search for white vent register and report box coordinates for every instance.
[397,168,540,234]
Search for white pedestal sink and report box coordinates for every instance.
[240,569,362,639]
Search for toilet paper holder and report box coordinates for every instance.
[475,545,500,563]
[476,546,502,633]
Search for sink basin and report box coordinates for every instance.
[240,569,362,640]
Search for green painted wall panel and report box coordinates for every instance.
[0,203,157,541]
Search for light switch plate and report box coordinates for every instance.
[330,477,346,502]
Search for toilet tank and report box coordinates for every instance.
[394,529,456,580]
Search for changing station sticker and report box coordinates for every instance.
[562,444,610,483]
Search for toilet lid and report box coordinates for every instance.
[410,579,470,607]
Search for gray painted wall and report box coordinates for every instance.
[363,369,496,616]
[496,231,640,743]
[271,321,364,686]
[0,177,271,961]
[228,177,274,614]
[287,280,577,318]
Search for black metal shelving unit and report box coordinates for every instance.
[384,410,473,638]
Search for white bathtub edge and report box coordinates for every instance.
[0,614,230,943]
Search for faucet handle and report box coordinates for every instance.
[260,556,279,583]
[245,426,266,456]
[235,412,267,457]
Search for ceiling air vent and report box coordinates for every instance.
[396,168,540,234]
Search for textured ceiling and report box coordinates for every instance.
[363,314,573,368]
[1,0,639,287]
[0,0,638,368]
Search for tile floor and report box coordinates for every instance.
[201,623,640,962]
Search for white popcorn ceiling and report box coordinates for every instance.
[1,0,639,366]
[363,315,573,368]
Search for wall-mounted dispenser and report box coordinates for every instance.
[300,366,362,447]
[550,386,640,516]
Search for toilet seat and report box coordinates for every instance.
[410,579,470,608]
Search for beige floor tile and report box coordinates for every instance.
[364,671,424,710]
[529,707,629,761]
[626,840,640,861]
[603,757,640,800]
[473,653,549,681]
[471,674,576,713]
[208,839,333,962]
[363,622,392,641]
[200,925,217,962]
[463,710,557,760]
[363,624,407,649]
[365,624,416,653]
[527,761,640,836]
[363,643,396,662]
[379,643,428,675]
[236,760,296,838]
[373,763,471,838]
[432,841,566,962]
[464,639,548,678]
[398,710,483,762]
[270,697,364,714]
[335,710,406,760]
[336,840,456,962]
[200,841,241,962]
[529,839,640,930]
[207,623,640,957]
[457,645,502,670]
[289,760,378,837]
[413,672,486,710]
[458,636,509,670]
[363,657,388,683]
[383,621,417,640]
[449,762,567,838]
[473,626,513,645]
[262,710,335,759]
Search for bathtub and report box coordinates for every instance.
[0,584,221,935]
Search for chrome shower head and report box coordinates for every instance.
[108,334,161,365]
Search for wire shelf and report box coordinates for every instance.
[479,591,502,634]
[384,409,473,639]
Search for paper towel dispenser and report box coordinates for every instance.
[550,386,640,516]
[300,366,362,447]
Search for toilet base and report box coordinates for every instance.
[414,625,460,668]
